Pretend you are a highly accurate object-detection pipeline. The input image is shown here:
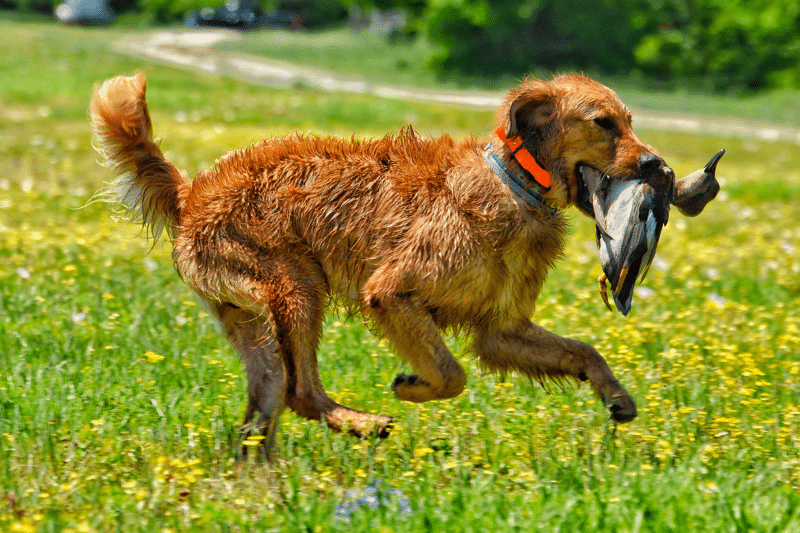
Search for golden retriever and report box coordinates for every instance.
[90,72,717,458]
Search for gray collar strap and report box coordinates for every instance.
[484,143,558,216]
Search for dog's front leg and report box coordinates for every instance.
[366,292,466,403]
[472,320,637,422]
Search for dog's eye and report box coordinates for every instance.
[594,117,616,130]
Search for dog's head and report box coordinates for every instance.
[495,74,678,314]
[495,73,675,215]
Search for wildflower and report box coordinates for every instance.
[335,479,412,523]
[71,312,87,323]
[16,267,30,279]
[635,286,654,299]
[706,293,726,309]
[652,257,669,271]
[11,521,37,533]
[413,447,434,459]
[143,351,165,363]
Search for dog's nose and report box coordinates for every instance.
[637,152,662,174]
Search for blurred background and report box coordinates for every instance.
[2,1,800,531]
[8,0,800,94]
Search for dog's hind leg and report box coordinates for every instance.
[206,301,285,461]
[263,256,394,438]
[472,320,637,423]
[366,293,466,403]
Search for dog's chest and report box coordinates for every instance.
[486,220,565,315]
[418,212,567,326]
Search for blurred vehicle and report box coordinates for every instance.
[55,0,114,25]
[185,1,303,30]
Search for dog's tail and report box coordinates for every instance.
[90,72,189,240]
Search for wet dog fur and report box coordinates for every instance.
[90,72,714,459]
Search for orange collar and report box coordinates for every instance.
[494,126,552,189]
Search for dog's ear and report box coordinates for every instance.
[505,81,557,139]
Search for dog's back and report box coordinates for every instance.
[91,76,534,321]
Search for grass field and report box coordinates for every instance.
[2,15,800,532]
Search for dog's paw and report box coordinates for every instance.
[392,373,435,403]
[392,373,421,388]
[597,379,637,423]
[375,417,394,439]
[345,414,395,439]
[606,392,637,423]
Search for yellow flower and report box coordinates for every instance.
[414,447,434,458]
[143,351,165,363]
[11,522,36,533]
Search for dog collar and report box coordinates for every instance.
[494,126,552,189]
[485,142,558,216]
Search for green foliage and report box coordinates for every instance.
[422,0,644,76]
[3,0,54,14]
[135,0,221,24]
[11,0,800,89]
[632,0,800,90]
[421,0,800,91]
[5,0,352,26]
[281,0,349,28]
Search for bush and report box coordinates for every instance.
[4,0,351,26]
[135,0,220,24]
[422,0,642,77]
[279,0,349,28]
[421,0,800,91]
[632,0,800,90]
[3,0,55,14]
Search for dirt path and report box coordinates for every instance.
[113,29,800,145]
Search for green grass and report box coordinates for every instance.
[2,15,800,532]
[220,26,474,89]
[224,26,800,127]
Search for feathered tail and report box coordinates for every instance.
[90,72,189,240]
